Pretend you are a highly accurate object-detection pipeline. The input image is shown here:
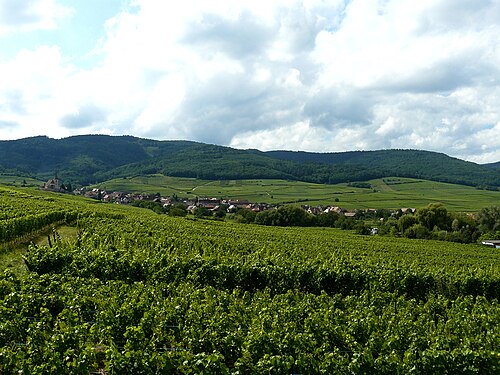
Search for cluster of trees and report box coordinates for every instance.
[232,206,362,231]
[231,204,500,244]
[393,204,500,243]
[131,200,189,217]
[191,206,227,219]
[352,204,500,243]
[131,200,228,219]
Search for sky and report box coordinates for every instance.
[0,0,499,163]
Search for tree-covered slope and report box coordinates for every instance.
[0,135,199,183]
[96,145,401,184]
[485,161,500,169]
[266,149,500,188]
[0,135,498,188]
[96,144,296,181]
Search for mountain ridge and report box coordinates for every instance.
[0,135,498,189]
[484,161,500,169]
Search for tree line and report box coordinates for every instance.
[232,204,500,244]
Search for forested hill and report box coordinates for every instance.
[485,161,500,169]
[266,149,500,188]
[0,135,199,183]
[0,135,498,189]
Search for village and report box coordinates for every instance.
[41,175,418,221]
[38,175,500,252]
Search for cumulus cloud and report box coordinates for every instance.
[0,119,18,128]
[0,0,73,36]
[60,104,108,129]
[0,0,499,163]
[230,120,371,152]
[0,45,76,138]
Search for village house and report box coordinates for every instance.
[103,191,130,204]
[84,188,106,200]
[197,198,221,209]
[42,176,65,193]
[323,206,346,215]
[160,198,173,207]
[225,199,251,208]
[73,187,86,195]
[302,205,323,215]
[249,203,269,212]
[227,204,238,213]
[400,208,417,214]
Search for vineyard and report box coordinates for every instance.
[94,175,500,211]
[1,186,499,374]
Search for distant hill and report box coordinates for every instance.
[0,135,498,189]
[484,161,500,169]
[266,150,500,189]
[0,135,198,183]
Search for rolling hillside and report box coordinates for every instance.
[485,161,500,169]
[94,175,500,211]
[0,135,199,183]
[0,135,498,189]
[266,149,499,188]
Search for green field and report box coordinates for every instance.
[0,174,44,187]
[95,175,500,211]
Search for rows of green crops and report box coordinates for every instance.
[1,273,499,374]
[0,187,123,244]
[23,215,500,300]
[0,188,62,221]
[1,187,499,373]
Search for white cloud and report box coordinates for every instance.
[0,0,73,36]
[230,121,329,151]
[0,46,75,137]
[469,122,500,164]
[230,120,370,152]
[0,0,499,163]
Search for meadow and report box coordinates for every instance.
[0,185,499,373]
[95,175,500,211]
[0,175,44,188]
